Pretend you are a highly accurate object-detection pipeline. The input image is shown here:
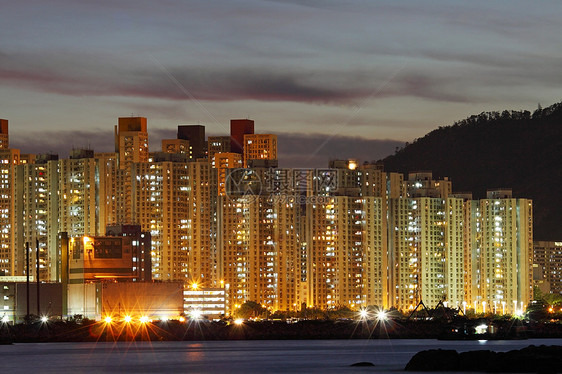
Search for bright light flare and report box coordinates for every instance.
[234,318,244,325]
[139,316,149,324]
[376,310,388,321]
[191,310,202,320]
[124,315,132,323]
[104,316,112,324]
[178,316,186,322]
[40,316,48,323]
[1,315,9,323]
[359,309,369,319]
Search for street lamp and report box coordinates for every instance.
[376,310,388,322]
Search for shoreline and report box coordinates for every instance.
[2,319,562,343]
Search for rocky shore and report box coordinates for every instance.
[405,345,562,372]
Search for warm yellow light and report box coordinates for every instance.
[140,316,149,324]
[104,316,112,324]
[83,236,91,246]
[234,318,244,325]
[376,310,388,321]
[348,160,357,170]
[191,310,202,320]
[124,315,132,323]
[179,316,186,322]
[359,309,368,319]
[191,282,198,290]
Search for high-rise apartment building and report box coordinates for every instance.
[115,117,148,169]
[115,117,149,224]
[105,224,152,282]
[219,195,281,311]
[212,152,242,196]
[230,119,254,154]
[0,118,537,317]
[478,190,533,314]
[0,124,20,275]
[95,152,119,230]
[243,134,277,167]
[207,136,231,160]
[162,138,190,157]
[0,119,8,149]
[58,150,98,238]
[132,157,189,281]
[187,159,219,287]
[15,154,59,280]
[534,241,562,294]
[177,125,205,159]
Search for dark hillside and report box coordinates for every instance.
[383,103,562,240]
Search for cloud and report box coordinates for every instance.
[0,50,486,106]
[277,132,402,168]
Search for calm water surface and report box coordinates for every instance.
[1,338,561,373]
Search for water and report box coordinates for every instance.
[1,339,561,373]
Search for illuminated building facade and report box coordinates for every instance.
[477,190,533,314]
[115,117,149,224]
[58,150,98,238]
[207,136,231,160]
[184,286,226,319]
[0,119,8,149]
[212,152,242,196]
[243,133,277,167]
[132,158,189,281]
[162,138,190,157]
[68,236,135,283]
[534,241,562,294]
[187,159,219,287]
[0,118,537,317]
[0,129,20,276]
[15,154,60,281]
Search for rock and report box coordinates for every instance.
[404,349,459,371]
[458,350,496,371]
[405,345,562,372]
[350,362,375,367]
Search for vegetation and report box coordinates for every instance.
[382,102,562,240]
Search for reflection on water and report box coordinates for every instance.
[1,339,561,374]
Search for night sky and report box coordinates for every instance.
[2,0,561,166]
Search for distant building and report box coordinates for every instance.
[105,224,152,282]
[177,125,205,159]
[69,236,136,283]
[15,153,59,281]
[534,241,562,294]
[115,117,148,169]
[207,136,231,160]
[243,134,277,167]
[230,119,254,154]
[132,159,189,281]
[212,152,242,196]
[0,281,62,323]
[161,138,190,157]
[0,123,20,276]
[68,281,184,321]
[0,119,8,149]
[184,286,226,319]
